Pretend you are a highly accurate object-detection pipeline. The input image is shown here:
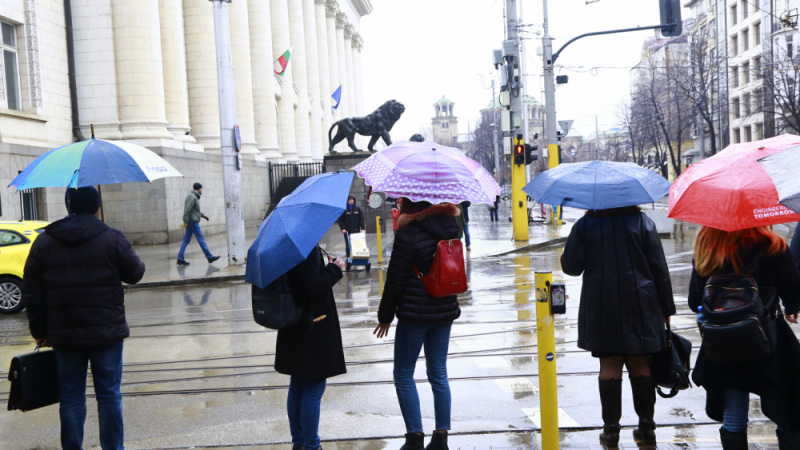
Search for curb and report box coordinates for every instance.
[487,237,568,257]
[123,274,246,290]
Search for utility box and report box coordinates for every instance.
[500,91,510,107]
[493,49,504,66]
[551,282,566,315]
[501,110,511,132]
[502,40,517,57]
[503,137,512,155]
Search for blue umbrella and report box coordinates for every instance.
[522,161,671,210]
[246,171,355,289]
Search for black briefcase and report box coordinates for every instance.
[7,346,60,412]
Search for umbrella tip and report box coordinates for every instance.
[758,147,765,150]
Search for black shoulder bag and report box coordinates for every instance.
[650,321,693,398]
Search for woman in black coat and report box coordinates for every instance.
[374,199,461,450]
[689,226,800,450]
[561,206,675,447]
[275,245,345,450]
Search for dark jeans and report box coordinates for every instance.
[178,221,213,261]
[55,341,125,450]
[490,208,498,222]
[463,223,471,248]
[393,320,453,433]
[343,232,351,259]
[288,377,328,449]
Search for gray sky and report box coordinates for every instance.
[360,0,691,143]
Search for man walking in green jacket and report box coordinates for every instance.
[177,183,220,265]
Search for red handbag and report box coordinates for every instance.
[413,239,468,298]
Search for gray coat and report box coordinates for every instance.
[561,211,675,356]
[182,191,203,224]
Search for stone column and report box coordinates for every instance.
[184,0,220,150]
[325,1,340,123]
[335,13,349,120]
[344,25,356,119]
[271,0,298,161]
[288,0,312,161]
[352,34,365,117]
[228,0,259,154]
[303,0,323,161]
[248,0,281,159]
[159,0,194,142]
[315,0,333,154]
[112,0,172,140]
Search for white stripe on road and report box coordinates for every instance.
[522,407,580,427]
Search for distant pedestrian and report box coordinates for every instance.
[489,195,499,222]
[374,198,461,450]
[689,226,800,449]
[459,201,471,251]
[177,182,220,265]
[337,195,365,259]
[561,206,674,447]
[24,187,145,450]
[276,245,347,450]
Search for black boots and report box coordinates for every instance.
[630,375,657,445]
[777,428,800,450]
[720,428,748,450]
[599,378,622,448]
[425,431,449,450]
[400,433,424,450]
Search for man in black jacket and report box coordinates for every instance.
[337,195,365,259]
[24,187,145,450]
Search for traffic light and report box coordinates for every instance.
[514,143,525,165]
[525,143,539,165]
[659,0,682,37]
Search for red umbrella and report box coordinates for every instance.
[668,134,800,232]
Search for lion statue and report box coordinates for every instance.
[328,100,405,153]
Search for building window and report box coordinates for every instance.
[18,188,39,221]
[731,36,738,56]
[701,26,708,41]
[1,21,20,111]
[709,19,716,37]
[744,126,752,142]
[754,56,762,79]
[754,22,761,45]
[788,35,794,60]
[731,4,738,25]
[756,123,763,140]
[742,62,750,84]
[741,0,748,17]
[743,93,751,116]
[733,98,741,118]
[742,29,749,51]
[731,66,739,88]
[733,128,741,143]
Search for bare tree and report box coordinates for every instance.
[757,44,800,135]
[467,109,512,183]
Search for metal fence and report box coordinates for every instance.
[268,162,324,205]
[19,188,39,221]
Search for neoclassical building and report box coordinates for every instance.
[431,96,458,146]
[0,0,371,244]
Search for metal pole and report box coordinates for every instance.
[595,115,600,160]
[520,0,530,185]
[211,0,246,265]
[492,76,501,183]
[376,216,382,265]
[543,0,560,227]
[507,0,528,242]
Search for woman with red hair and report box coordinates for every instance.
[690,226,800,449]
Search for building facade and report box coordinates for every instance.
[0,0,372,244]
[432,96,458,146]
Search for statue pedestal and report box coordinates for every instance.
[323,151,389,235]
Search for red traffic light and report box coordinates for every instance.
[514,144,525,165]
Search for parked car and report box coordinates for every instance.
[0,221,49,314]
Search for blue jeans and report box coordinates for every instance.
[490,208,498,222]
[55,341,125,450]
[393,320,453,433]
[287,377,327,449]
[463,223,471,248]
[178,221,213,261]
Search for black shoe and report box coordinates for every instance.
[425,431,448,450]
[599,378,622,448]
[207,256,221,263]
[177,259,190,266]
[720,428,748,450]
[777,428,800,450]
[630,375,657,445]
[400,433,424,450]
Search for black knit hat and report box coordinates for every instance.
[65,187,101,215]
[193,182,203,190]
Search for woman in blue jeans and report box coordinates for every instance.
[374,199,462,450]
[275,245,347,450]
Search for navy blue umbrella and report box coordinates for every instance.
[246,171,354,289]
[522,161,671,210]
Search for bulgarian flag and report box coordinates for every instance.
[274,46,293,76]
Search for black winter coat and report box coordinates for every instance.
[338,205,365,234]
[561,211,675,356]
[688,242,800,432]
[24,214,145,348]
[275,245,346,380]
[378,203,462,324]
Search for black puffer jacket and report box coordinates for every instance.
[24,214,145,348]
[338,197,365,234]
[378,203,461,324]
[561,210,675,356]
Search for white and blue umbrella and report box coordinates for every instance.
[9,139,183,190]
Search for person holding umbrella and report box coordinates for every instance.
[177,182,220,265]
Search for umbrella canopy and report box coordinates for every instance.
[350,141,501,205]
[758,144,800,215]
[522,161,671,210]
[668,134,800,232]
[9,139,183,190]
[246,171,354,289]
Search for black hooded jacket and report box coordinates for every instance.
[378,203,462,324]
[337,196,365,233]
[24,214,145,348]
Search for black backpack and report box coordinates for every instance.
[251,274,303,330]
[700,268,774,363]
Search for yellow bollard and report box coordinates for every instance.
[512,136,530,242]
[376,216,383,265]
[535,271,559,450]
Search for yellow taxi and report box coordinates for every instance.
[0,221,49,314]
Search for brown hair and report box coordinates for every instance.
[585,206,642,217]
[694,226,787,277]
[398,197,433,215]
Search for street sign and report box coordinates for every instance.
[234,125,242,153]
[368,193,383,209]
[558,120,574,136]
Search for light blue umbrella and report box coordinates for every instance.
[522,161,671,210]
[246,171,354,289]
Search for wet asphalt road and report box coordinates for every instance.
[0,221,797,449]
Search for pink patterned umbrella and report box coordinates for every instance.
[351,141,501,205]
